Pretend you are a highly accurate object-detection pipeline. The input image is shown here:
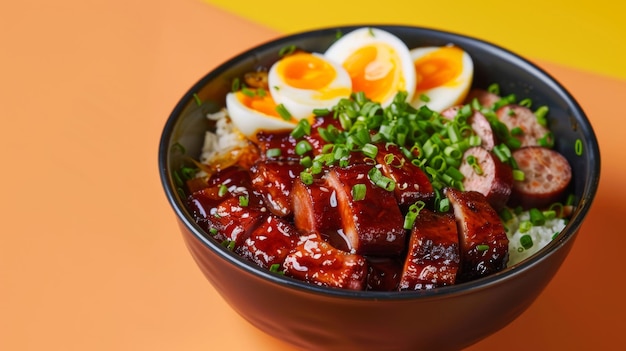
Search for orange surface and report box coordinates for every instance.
[1,1,625,350]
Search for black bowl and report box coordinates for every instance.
[159,25,600,351]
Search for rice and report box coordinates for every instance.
[197,109,248,177]
[504,210,566,266]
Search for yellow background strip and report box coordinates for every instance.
[204,0,626,80]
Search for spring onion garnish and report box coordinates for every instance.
[221,239,236,251]
[218,184,228,197]
[269,263,284,274]
[476,244,490,252]
[500,207,513,222]
[313,108,330,116]
[519,220,532,233]
[403,201,425,229]
[266,148,282,158]
[538,132,554,148]
[438,198,450,212]
[361,143,378,158]
[275,104,292,121]
[519,98,532,108]
[278,44,296,57]
[231,77,241,92]
[529,208,545,226]
[239,195,249,207]
[419,94,430,102]
[487,83,500,95]
[241,86,255,97]
[209,227,218,236]
[510,126,524,136]
[520,234,533,250]
[351,184,367,201]
[290,119,311,139]
[466,155,483,175]
[512,169,525,181]
[295,140,313,156]
[534,106,549,126]
[300,171,313,185]
[368,167,396,191]
[299,156,312,168]
[542,209,556,220]
[256,88,267,97]
[193,93,202,106]
[575,138,583,156]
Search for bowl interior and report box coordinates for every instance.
[159,25,600,298]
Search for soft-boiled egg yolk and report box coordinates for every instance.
[324,27,416,107]
[410,46,473,112]
[268,52,352,120]
[225,89,297,141]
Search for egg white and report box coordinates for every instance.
[268,52,352,120]
[324,27,416,107]
[410,46,474,113]
[225,91,297,140]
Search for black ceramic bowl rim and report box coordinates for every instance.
[159,24,600,301]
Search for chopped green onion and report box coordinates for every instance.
[231,78,241,92]
[510,126,524,136]
[275,104,292,121]
[193,93,202,106]
[476,244,490,252]
[256,88,267,97]
[313,108,330,116]
[529,208,545,226]
[266,148,282,158]
[299,156,312,168]
[361,143,378,158]
[300,171,313,185]
[295,140,313,155]
[519,98,532,108]
[466,155,483,175]
[351,184,367,201]
[368,167,396,191]
[543,210,556,220]
[241,86,255,97]
[512,169,525,181]
[290,119,311,139]
[519,220,532,233]
[209,227,218,236]
[419,94,430,102]
[538,132,554,148]
[278,44,296,57]
[534,106,549,126]
[500,208,513,222]
[269,263,284,274]
[403,201,425,229]
[218,184,228,197]
[520,234,533,250]
[239,195,249,207]
[438,198,450,212]
[487,83,500,95]
[575,139,583,156]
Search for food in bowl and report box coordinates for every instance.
[160,25,599,351]
[175,27,575,291]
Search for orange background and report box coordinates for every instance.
[1,0,625,350]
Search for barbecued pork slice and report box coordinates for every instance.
[291,178,346,248]
[445,188,509,282]
[251,160,303,217]
[282,233,368,290]
[375,143,435,208]
[365,257,403,291]
[255,130,300,161]
[326,164,406,256]
[399,209,460,290]
[238,214,299,269]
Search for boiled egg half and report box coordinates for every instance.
[324,27,416,107]
[409,45,474,112]
[268,51,352,120]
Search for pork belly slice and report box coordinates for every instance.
[374,143,435,208]
[445,188,509,282]
[192,196,267,250]
[255,130,300,161]
[326,164,406,257]
[399,209,460,290]
[251,160,303,217]
[365,257,403,291]
[291,178,345,248]
[282,233,368,290]
[238,214,299,269]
